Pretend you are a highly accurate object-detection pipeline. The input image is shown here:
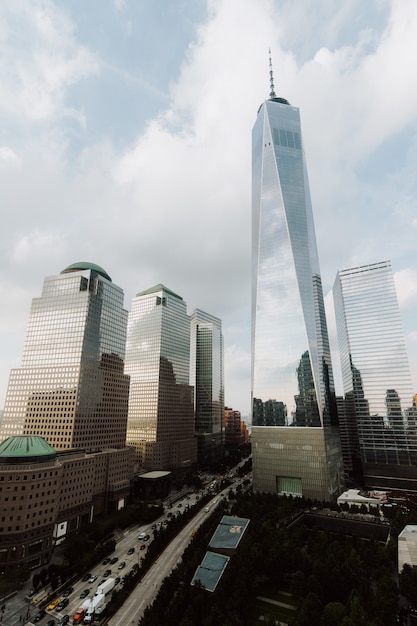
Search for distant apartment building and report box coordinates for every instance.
[125,285,197,475]
[190,309,224,465]
[224,407,247,447]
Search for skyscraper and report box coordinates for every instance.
[125,285,197,473]
[0,262,130,451]
[333,260,417,490]
[190,309,224,465]
[251,63,344,501]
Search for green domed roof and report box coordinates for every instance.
[0,436,56,464]
[61,262,111,282]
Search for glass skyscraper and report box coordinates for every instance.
[251,70,344,501]
[0,262,130,451]
[125,285,197,473]
[333,260,417,489]
[190,309,224,464]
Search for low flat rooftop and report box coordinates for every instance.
[208,515,250,551]
[191,551,230,592]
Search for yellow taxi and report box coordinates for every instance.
[47,597,61,610]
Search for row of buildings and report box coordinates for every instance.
[251,60,417,502]
[0,270,246,572]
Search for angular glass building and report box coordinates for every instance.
[333,260,417,490]
[125,285,197,473]
[251,71,344,501]
[190,309,224,465]
[0,262,130,451]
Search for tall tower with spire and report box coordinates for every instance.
[251,57,344,501]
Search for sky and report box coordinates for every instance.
[1,0,417,418]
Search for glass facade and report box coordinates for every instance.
[125,285,197,471]
[190,309,224,463]
[333,261,417,488]
[251,93,344,501]
[0,263,130,450]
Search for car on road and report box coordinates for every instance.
[102,557,111,565]
[56,598,69,611]
[138,532,146,540]
[46,620,56,626]
[127,547,135,555]
[57,616,69,626]
[79,589,90,599]
[103,569,111,577]
[34,609,46,622]
[47,598,61,610]
[140,544,146,550]
[62,587,73,597]
[118,561,126,569]
[114,576,121,585]
[89,574,98,583]
[110,556,118,564]
[82,573,91,582]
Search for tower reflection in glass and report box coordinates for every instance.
[251,63,343,501]
[333,260,417,488]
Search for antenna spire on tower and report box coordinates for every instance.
[269,49,276,99]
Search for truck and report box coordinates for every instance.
[83,592,106,623]
[73,599,91,624]
[97,577,116,597]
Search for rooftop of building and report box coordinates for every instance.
[135,284,183,300]
[0,436,56,464]
[190,551,230,592]
[61,261,111,282]
[208,515,250,551]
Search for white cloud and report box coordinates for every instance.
[1,0,417,415]
[0,0,98,122]
[0,147,20,165]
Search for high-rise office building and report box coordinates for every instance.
[251,64,344,501]
[0,262,130,451]
[333,260,417,490]
[125,285,197,473]
[190,309,224,465]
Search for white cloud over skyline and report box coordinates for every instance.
[1,0,417,416]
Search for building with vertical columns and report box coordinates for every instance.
[333,260,417,490]
[251,63,344,501]
[190,309,224,466]
[125,285,197,475]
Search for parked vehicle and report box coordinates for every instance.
[62,587,73,597]
[33,610,46,623]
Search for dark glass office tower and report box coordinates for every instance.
[333,260,417,490]
[0,262,130,451]
[251,68,344,501]
[190,309,224,465]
